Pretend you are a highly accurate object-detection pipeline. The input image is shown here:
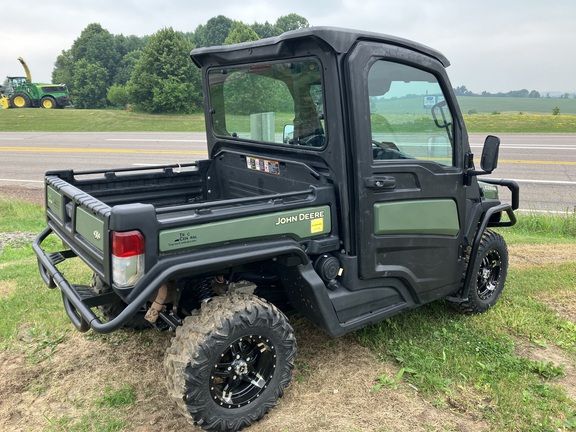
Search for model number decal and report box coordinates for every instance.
[246,156,280,175]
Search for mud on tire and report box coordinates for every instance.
[448,229,508,314]
[164,293,297,432]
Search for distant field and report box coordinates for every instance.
[1,103,576,133]
[457,96,576,115]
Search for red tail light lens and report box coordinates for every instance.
[111,231,145,287]
[112,231,145,258]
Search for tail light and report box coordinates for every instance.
[111,230,145,287]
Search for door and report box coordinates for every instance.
[347,42,467,299]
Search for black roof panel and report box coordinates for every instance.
[190,26,449,68]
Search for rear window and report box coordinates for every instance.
[207,59,326,148]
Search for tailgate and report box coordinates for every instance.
[45,175,111,279]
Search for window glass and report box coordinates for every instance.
[368,60,454,166]
[208,59,325,147]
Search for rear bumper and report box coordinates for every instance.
[33,227,148,333]
[34,227,315,333]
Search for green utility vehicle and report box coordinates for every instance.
[34,27,519,432]
[0,57,70,109]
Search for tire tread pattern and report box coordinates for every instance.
[164,293,296,432]
[448,229,508,314]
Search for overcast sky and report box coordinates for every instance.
[2,0,574,94]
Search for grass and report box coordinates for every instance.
[357,262,576,431]
[0,108,205,132]
[1,200,575,431]
[504,212,576,244]
[2,105,576,133]
[457,96,576,115]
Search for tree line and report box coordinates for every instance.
[51,14,309,112]
[453,85,573,99]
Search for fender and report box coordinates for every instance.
[447,202,516,304]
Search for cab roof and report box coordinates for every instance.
[190,26,449,68]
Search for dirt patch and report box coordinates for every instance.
[0,319,488,432]
[516,342,576,401]
[0,185,44,206]
[0,281,16,299]
[533,288,576,324]
[508,243,576,268]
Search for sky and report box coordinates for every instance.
[1,0,574,94]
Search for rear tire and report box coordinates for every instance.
[448,229,508,314]
[41,96,57,109]
[164,293,296,432]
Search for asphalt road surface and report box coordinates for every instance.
[1,132,575,213]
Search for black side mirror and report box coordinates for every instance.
[283,124,294,143]
[466,135,501,184]
[480,135,500,173]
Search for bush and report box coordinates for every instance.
[107,84,129,108]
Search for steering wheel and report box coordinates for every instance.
[372,139,399,151]
[299,133,326,147]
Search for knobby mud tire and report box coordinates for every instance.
[448,229,508,314]
[164,293,296,432]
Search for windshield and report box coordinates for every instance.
[208,59,325,148]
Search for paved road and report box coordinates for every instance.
[1,132,575,212]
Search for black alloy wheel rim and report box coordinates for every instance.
[476,250,502,300]
[210,335,276,409]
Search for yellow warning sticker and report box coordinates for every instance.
[311,218,324,234]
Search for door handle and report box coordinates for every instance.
[364,176,396,189]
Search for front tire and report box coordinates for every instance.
[164,293,296,432]
[11,92,31,108]
[448,229,508,314]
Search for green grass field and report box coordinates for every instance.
[1,102,576,133]
[457,96,576,115]
[1,199,575,431]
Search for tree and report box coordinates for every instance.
[193,15,234,47]
[528,90,541,98]
[275,14,309,32]
[70,23,121,88]
[52,49,74,91]
[127,27,201,113]
[454,85,474,96]
[251,22,283,39]
[52,23,147,108]
[224,22,259,45]
[114,50,142,85]
[72,59,109,109]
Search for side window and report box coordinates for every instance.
[368,60,454,166]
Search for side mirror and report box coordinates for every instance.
[283,124,294,143]
[466,135,501,184]
[480,135,500,173]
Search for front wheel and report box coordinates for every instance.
[11,92,31,108]
[448,229,508,314]
[164,293,296,432]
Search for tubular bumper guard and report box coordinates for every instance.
[34,227,313,334]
